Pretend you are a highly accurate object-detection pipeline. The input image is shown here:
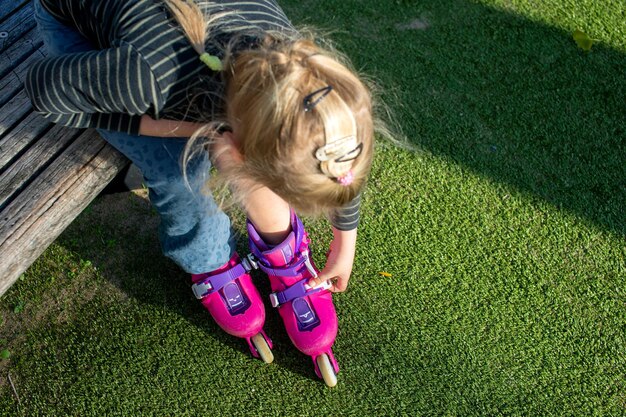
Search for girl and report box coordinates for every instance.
[26,0,374,386]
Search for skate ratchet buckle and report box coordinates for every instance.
[269,277,331,331]
[268,278,332,308]
[191,254,258,300]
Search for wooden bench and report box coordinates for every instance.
[0,0,129,296]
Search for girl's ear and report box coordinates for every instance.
[225,129,243,151]
[212,131,244,171]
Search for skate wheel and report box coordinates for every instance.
[316,354,337,387]
[251,333,274,364]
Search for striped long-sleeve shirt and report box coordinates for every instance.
[25,0,361,230]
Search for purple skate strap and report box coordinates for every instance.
[247,210,306,260]
[291,211,305,249]
[269,277,326,308]
[191,262,250,300]
[256,255,309,277]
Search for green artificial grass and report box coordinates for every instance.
[1,0,625,415]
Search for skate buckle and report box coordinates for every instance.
[191,260,252,300]
[269,292,280,308]
[269,277,331,308]
[292,297,320,331]
[303,251,318,279]
[242,253,258,272]
[191,281,213,299]
[304,279,332,292]
[223,281,247,313]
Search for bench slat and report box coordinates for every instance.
[0,129,128,296]
[0,1,132,297]
[0,26,43,80]
[0,0,29,23]
[0,89,33,139]
[0,2,36,55]
[0,45,45,108]
[0,111,51,170]
[0,124,81,210]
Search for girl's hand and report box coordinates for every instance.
[139,115,205,137]
[308,227,357,293]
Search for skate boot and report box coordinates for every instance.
[247,212,340,386]
[191,253,273,363]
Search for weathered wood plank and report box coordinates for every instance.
[0,124,80,209]
[0,26,43,80]
[0,71,22,107]
[0,0,29,23]
[0,45,45,107]
[0,130,129,296]
[0,2,132,296]
[0,89,33,138]
[0,2,35,54]
[0,110,50,170]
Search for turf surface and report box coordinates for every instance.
[1,0,624,415]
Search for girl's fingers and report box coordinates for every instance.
[309,275,348,293]
[308,275,328,288]
[330,278,348,293]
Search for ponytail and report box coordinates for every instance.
[163,0,207,54]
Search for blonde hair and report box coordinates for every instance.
[165,0,376,216]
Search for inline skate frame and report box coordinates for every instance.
[191,253,274,363]
[247,211,340,387]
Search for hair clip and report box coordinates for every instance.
[303,85,333,112]
[315,135,358,161]
[334,142,363,163]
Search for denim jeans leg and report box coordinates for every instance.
[34,0,234,273]
[34,0,95,56]
[97,129,235,274]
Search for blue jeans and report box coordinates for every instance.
[34,0,235,273]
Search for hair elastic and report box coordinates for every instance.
[199,52,223,71]
[337,170,354,186]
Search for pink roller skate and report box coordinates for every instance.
[191,254,274,363]
[247,212,340,386]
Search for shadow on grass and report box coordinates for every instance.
[36,0,624,397]
[2,2,624,414]
[54,190,319,383]
[281,0,625,236]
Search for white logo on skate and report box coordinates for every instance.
[299,312,314,323]
[228,295,242,306]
